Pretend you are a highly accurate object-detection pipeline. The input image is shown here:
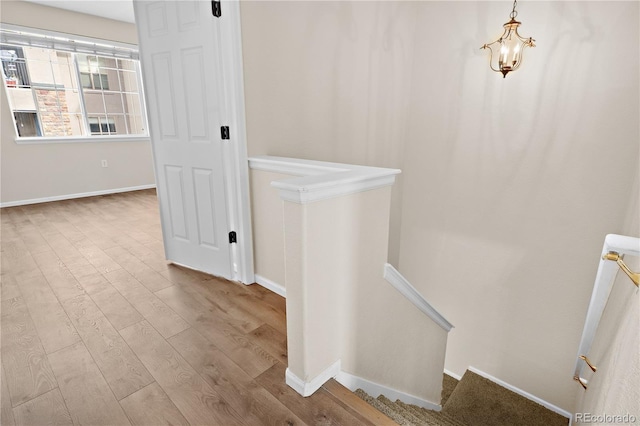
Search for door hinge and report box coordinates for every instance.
[228,231,237,244]
[212,1,221,18]
[221,126,230,140]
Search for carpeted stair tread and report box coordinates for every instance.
[354,370,569,426]
[394,400,466,426]
[392,400,430,423]
[377,395,424,425]
[441,374,458,406]
[441,371,569,426]
[355,389,413,425]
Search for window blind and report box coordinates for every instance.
[0,25,139,60]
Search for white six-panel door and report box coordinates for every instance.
[134,0,232,279]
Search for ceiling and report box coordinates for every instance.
[23,0,135,23]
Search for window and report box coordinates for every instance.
[14,112,41,137]
[89,117,116,135]
[80,72,109,90]
[0,26,147,140]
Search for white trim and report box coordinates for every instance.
[573,234,640,379]
[254,274,286,298]
[0,184,156,208]
[444,369,462,381]
[383,263,454,332]
[15,136,150,145]
[277,174,397,204]
[0,22,138,52]
[218,0,254,285]
[335,370,441,411]
[249,156,342,177]
[285,360,341,397]
[467,367,572,420]
[248,156,401,205]
[0,23,139,58]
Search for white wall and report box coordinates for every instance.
[0,1,155,205]
[280,181,447,404]
[249,169,288,288]
[399,1,638,411]
[240,1,639,411]
[240,0,412,266]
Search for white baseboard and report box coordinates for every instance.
[286,360,341,397]
[336,370,441,411]
[0,184,156,208]
[444,368,462,381]
[285,361,442,411]
[254,274,286,298]
[467,367,572,420]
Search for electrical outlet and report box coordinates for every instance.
[101,160,108,168]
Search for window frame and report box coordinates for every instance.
[1,24,149,144]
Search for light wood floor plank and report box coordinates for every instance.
[26,212,60,238]
[126,228,160,246]
[257,363,373,426]
[144,241,166,256]
[12,388,73,426]
[73,272,111,295]
[47,216,86,244]
[105,269,189,339]
[120,321,248,426]
[158,281,263,334]
[112,234,158,261]
[247,323,288,365]
[48,342,131,426]
[61,294,154,400]
[32,251,86,302]
[89,285,143,331]
[323,379,397,426]
[1,274,22,301]
[14,274,80,354]
[252,283,287,313]
[155,285,278,378]
[119,382,189,426]
[1,239,41,280]
[76,244,122,274]
[1,190,389,426]
[104,246,173,292]
[192,277,287,334]
[1,297,57,407]
[168,327,306,426]
[1,364,16,426]
[43,234,86,265]
[156,262,210,285]
[15,226,52,255]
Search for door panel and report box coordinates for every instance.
[177,2,199,31]
[181,48,210,141]
[192,168,218,248]
[164,165,188,241]
[150,53,177,138]
[134,0,232,278]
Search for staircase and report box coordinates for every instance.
[355,371,569,426]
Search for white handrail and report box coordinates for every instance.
[383,263,454,332]
[248,156,401,204]
[573,234,640,381]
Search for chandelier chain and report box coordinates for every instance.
[510,0,518,19]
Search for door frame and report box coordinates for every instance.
[216,0,254,284]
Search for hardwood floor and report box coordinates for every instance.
[0,189,391,426]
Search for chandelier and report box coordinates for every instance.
[481,0,536,78]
